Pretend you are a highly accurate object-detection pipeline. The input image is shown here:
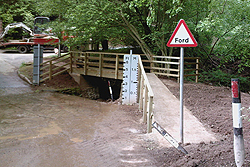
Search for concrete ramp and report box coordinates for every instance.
[146,73,217,145]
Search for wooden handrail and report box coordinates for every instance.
[39,53,70,83]
[138,56,154,133]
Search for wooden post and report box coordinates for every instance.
[70,52,73,73]
[150,55,153,73]
[99,54,103,77]
[115,55,119,79]
[196,58,199,83]
[49,61,52,80]
[147,96,153,133]
[166,57,170,76]
[177,59,180,83]
[139,77,144,111]
[84,52,88,75]
[143,86,148,123]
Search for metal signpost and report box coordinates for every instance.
[167,19,197,144]
[122,50,139,105]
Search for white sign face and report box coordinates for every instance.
[122,54,138,105]
[167,19,197,47]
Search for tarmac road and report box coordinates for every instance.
[0,49,54,95]
[0,50,33,95]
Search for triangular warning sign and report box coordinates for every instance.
[167,19,197,47]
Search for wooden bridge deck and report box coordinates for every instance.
[72,67,123,80]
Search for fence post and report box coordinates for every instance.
[70,52,73,73]
[143,86,148,123]
[84,52,88,75]
[177,59,180,83]
[196,58,199,83]
[139,76,144,111]
[49,61,52,80]
[99,54,103,77]
[115,54,119,79]
[150,56,153,73]
[147,96,153,133]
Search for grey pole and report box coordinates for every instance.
[180,47,184,144]
[37,44,40,85]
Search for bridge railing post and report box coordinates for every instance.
[147,95,153,133]
[49,61,52,80]
[70,52,73,73]
[115,54,119,79]
[143,85,148,123]
[99,53,103,77]
[84,52,88,75]
[196,58,199,83]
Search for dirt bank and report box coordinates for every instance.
[160,78,250,166]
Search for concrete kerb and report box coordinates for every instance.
[17,70,33,85]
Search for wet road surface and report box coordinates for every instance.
[0,50,163,167]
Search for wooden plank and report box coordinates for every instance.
[184,62,198,65]
[184,69,197,71]
[151,67,179,72]
[103,57,124,62]
[52,68,69,78]
[184,57,200,60]
[41,53,70,65]
[153,56,180,59]
[86,51,126,56]
[40,64,50,71]
[152,60,179,65]
[184,74,199,77]
[153,72,179,77]
[52,57,70,66]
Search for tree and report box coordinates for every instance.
[0,0,36,39]
[196,0,250,73]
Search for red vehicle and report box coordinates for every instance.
[0,17,66,53]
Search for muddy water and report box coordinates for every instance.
[0,51,161,166]
[0,92,118,166]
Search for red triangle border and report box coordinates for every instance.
[167,19,197,47]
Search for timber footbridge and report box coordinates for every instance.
[39,51,216,144]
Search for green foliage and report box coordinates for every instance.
[200,69,250,92]
[0,0,35,25]
[1,0,250,86]
[196,0,250,74]
[0,0,36,39]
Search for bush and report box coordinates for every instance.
[200,69,250,93]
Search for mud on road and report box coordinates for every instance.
[0,91,165,167]
[1,49,250,166]
[1,77,250,167]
